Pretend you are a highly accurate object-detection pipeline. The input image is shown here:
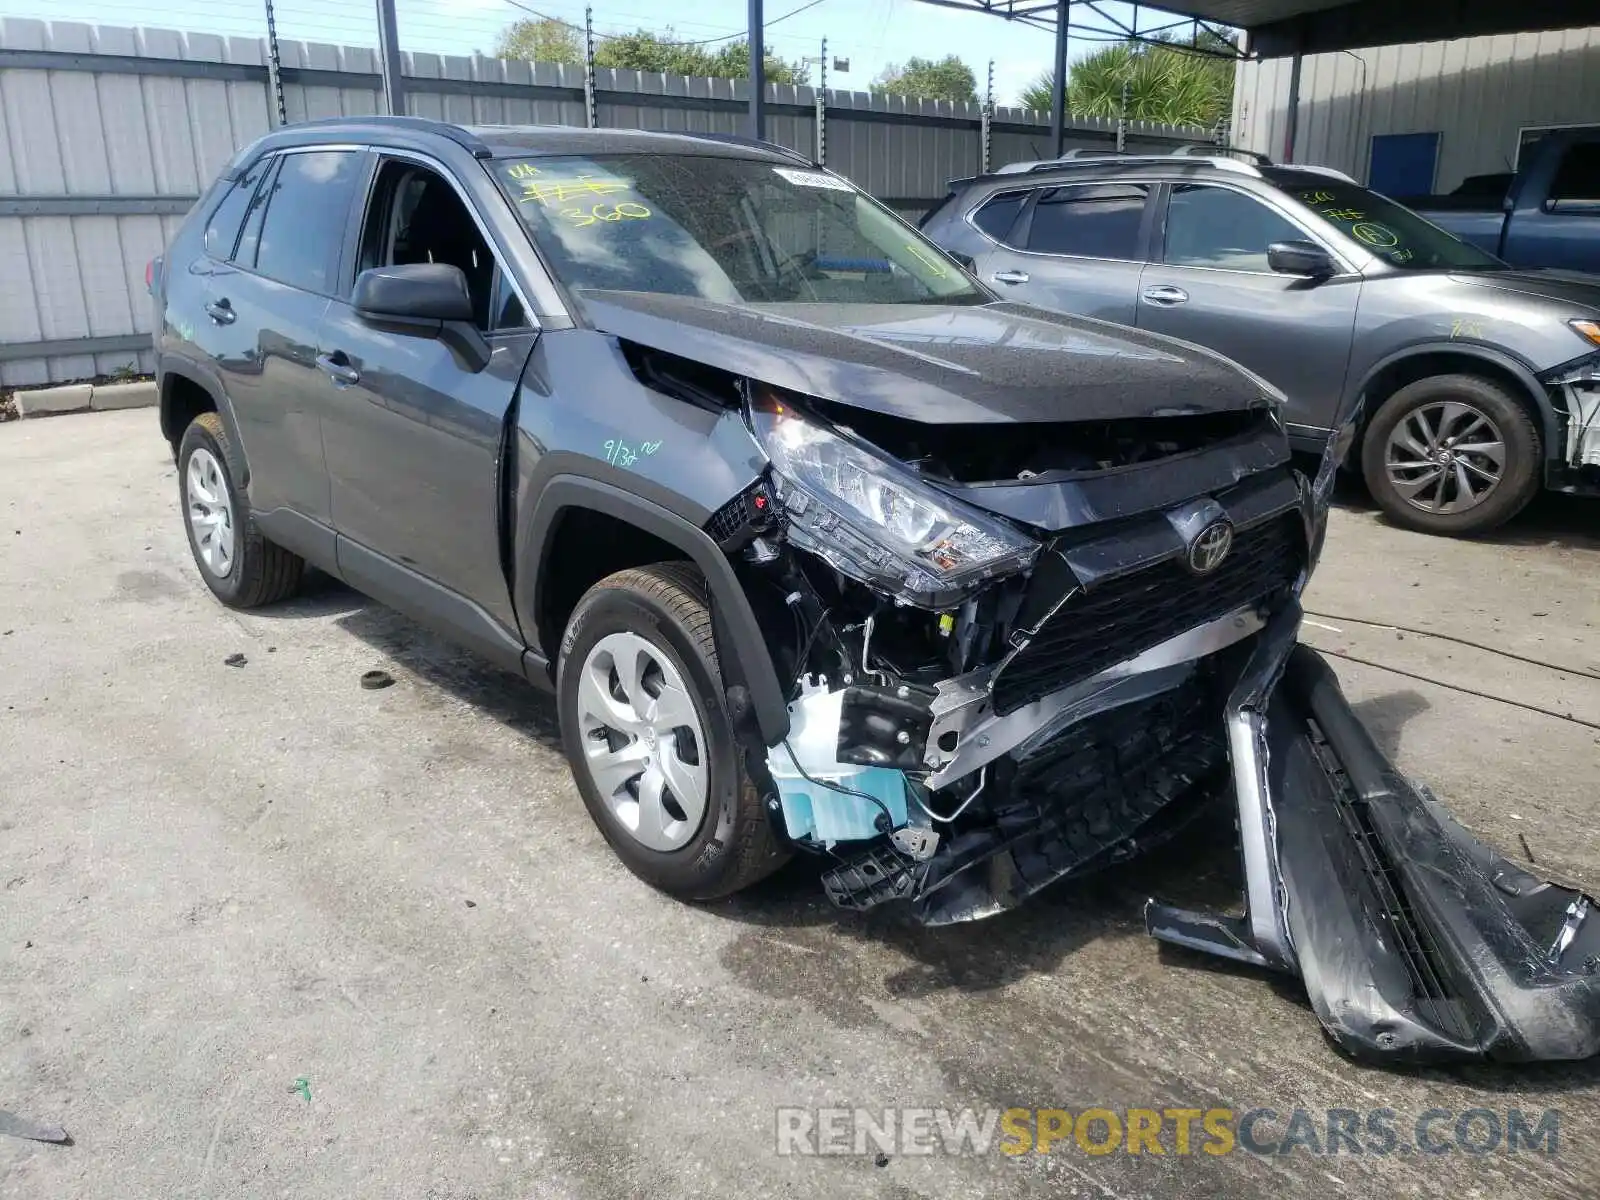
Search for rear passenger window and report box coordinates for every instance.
[971,192,1026,242]
[203,158,269,260]
[234,157,277,268]
[1549,144,1600,212]
[1025,184,1150,258]
[251,150,363,293]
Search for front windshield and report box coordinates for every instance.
[494,153,986,306]
[1265,171,1508,271]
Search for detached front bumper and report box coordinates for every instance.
[1149,610,1600,1064]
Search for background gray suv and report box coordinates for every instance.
[922,154,1600,536]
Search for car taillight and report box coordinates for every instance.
[146,257,161,295]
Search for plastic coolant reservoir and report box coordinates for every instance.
[767,681,909,846]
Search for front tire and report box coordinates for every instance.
[1361,374,1541,537]
[557,563,787,900]
[178,412,304,607]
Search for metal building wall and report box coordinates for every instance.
[1232,27,1600,190]
[0,17,1211,385]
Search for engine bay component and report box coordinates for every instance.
[836,682,936,769]
[768,680,910,847]
[1560,378,1600,467]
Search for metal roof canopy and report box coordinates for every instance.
[917,0,1600,57]
[740,0,1599,155]
[885,0,1600,163]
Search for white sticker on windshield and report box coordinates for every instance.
[774,167,855,192]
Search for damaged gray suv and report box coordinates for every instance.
[152,117,1600,1065]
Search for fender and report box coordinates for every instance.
[520,474,790,747]
[1345,341,1561,466]
[157,353,252,485]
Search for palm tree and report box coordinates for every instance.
[1021,34,1234,129]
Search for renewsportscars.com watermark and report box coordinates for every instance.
[775,1106,1562,1159]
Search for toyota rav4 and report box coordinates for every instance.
[151,117,1599,1064]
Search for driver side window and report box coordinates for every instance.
[357,159,526,330]
[1163,184,1305,273]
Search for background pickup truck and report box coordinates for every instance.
[1403,130,1600,273]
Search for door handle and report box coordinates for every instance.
[1141,285,1189,306]
[316,352,361,386]
[991,270,1031,285]
[203,299,235,325]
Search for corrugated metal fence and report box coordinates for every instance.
[0,17,1213,386]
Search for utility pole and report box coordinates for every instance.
[815,37,827,165]
[748,0,766,140]
[262,0,287,126]
[375,0,405,116]
[1050,0,1070,157]
[583,5,598,129]
[1117,77,1128,152]
[981,58,994,174]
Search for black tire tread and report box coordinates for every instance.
[1360,373,1542,537]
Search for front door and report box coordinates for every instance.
[970,182,1153,324]
[1136,181,1361,438]
[316,155,537,634]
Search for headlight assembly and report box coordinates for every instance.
[751,400,1038,608]
[1569,318,1600,349]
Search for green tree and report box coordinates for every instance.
[1021,33,1235,129]
[593,29,807,84]
[494,17,582,64]
[871,55,978,103]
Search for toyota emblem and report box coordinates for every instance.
[1187,519,1235,574]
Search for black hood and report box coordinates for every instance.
[1451,269,1600,311]
[582,292,1275,423]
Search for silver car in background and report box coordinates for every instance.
[922,152,1600,537]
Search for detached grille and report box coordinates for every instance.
[992,512,1303,714]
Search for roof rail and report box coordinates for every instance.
[990,149,1265,178]
[285,114,494,158]
[680,131,813,165]
[1170,144,1275,165]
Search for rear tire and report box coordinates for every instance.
[178,412,304,608]
[1361,374,1541,537]
[557,563,787,901]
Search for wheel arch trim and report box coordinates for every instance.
[1348,342,1559,465]
[523,475,790,747]
[158,354,251,485]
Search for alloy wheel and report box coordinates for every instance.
[1383,400,1506,515]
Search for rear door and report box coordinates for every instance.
[968,182,1153,324]
[201,147,366,521]
[315,152,538,634]
[1136,181,1361,436]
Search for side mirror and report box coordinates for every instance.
[947,250,976,272]
[353,263,489,372]
[1267,240,1336,279]
[354,262,474,323]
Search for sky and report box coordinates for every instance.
[0,0,1219,106]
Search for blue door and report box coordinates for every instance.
[1368,132,1440,197]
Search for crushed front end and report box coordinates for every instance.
[712,383,1600,1065]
